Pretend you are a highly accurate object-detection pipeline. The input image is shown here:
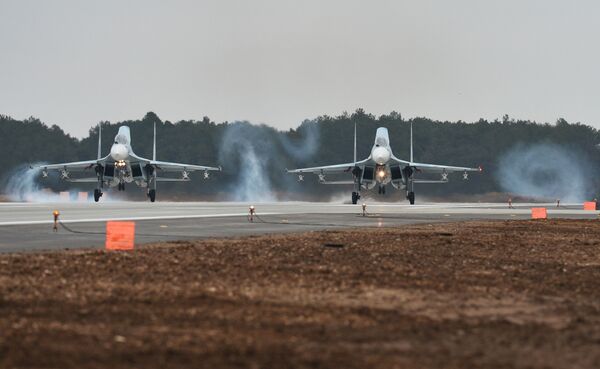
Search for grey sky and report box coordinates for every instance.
[1,0,599,137]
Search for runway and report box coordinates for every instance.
[0,201,597,252]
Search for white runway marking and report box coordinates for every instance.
[0,201,594,226]
[0,212,281,226]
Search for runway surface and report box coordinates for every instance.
[0,201,597,252]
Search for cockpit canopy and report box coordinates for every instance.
[375,136,388,147]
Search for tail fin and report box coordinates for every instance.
[153,121,157,161]
[97,123,102,160]
[353,122,357,164]
[410,121,414,163]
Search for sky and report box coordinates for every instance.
[1,0,599,137]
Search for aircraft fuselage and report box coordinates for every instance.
[369,127,394,186]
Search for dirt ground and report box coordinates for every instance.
[2,220,600,369]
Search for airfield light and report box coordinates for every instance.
[248,205,256,222]
[52,210,60,232]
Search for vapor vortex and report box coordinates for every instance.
[217,121,319,202]
[496,143,593,202]
[2,163,63,202]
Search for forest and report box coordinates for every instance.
[1,110,599,202]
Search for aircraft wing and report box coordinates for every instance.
[391,155,481,174]
[128,154,221,172]
[287,158,371,174]
[33,158,107,172]
[149,160,221,172]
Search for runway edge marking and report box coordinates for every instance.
[0,212,283,226]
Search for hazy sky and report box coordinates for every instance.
[1,0,599,137]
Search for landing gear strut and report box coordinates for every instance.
[351,166,362,205]
[406,177,415,205]
[351,191,360,205]
[145,164,157,203]
[94,165,104,203]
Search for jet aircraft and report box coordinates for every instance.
[287,123,481,204]
[34,123,220,202]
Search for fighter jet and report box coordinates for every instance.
[33,123,221,202]
[287,123,481,204]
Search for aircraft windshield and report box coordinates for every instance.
[375,136,388,147]
[115,134,128,145]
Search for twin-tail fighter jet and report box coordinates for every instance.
[34,123,221,202]
[287,123,481,204]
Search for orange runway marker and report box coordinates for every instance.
[583,202,596,211]
[105,221,135,250]
[531,208,547,220]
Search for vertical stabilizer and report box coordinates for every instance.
[153,121,157,161]
[353,122,357,164]
[97,124,102,160]
[410,121,414,163]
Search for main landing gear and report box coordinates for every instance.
[94,189,103,202]
[352,191,360,205]
[407,191,415,205]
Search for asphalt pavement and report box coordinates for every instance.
[0,201,595,252]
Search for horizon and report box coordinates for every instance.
[2,1,599,138]
[2,109,588,139]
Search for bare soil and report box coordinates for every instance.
[2,220,600,369]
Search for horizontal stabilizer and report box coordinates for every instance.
[64,178,100,183]
[319,180,356,185]
[412,179,449,184]
[156,177,191,182]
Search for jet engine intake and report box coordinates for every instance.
[390,165,403,181]
[362,166,375,181]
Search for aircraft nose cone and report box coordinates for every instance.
[372,147,391,165]
[110,144,128,161]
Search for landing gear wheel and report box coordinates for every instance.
[148,189,156,203]
[351,191,360,205]
[382,186,386,195]
[94,189,102,202]
[407,191,415,205]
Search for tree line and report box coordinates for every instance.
[1,110,599,200]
